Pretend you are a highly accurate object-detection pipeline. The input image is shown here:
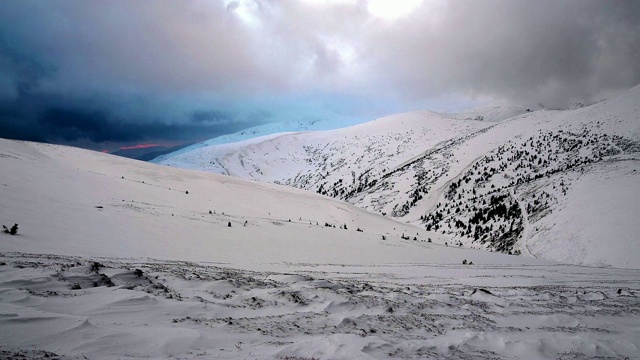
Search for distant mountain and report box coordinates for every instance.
[150,116,370,164]
[156,88,640,268]
[444,101,539,122]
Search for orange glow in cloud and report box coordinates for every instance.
[103,140,198,154]
[119,143,162,150]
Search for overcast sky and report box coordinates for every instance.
[0,0,638,151]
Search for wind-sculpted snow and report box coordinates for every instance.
[1,253,639,360]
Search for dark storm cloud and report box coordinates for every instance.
[190,110,234,124]
[37,107,266,144]
[0,1,264,94]
[0,98,266,146]
[0,0,268,148]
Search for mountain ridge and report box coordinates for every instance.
[156,86,640,268]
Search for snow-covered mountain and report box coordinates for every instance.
[152,116,370,164]
[1,138,639,360]
[157,86,640,268]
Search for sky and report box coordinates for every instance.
[0,0,639,151]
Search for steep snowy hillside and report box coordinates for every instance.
[0,138,529,266]
[1,140,640,360]
[408,85,640,267]
[157,86,640,268]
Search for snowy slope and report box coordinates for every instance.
[157,86,640,268]
[0,138,534,266]
[1,140,640,360]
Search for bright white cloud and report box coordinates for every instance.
[224,0,262,27]
[367,0,423,20]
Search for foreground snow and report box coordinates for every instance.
[1,253,639,360]
[1,139,639,359]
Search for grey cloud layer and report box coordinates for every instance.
[1,0,638,103]
[0,0,638,148]
[0,1,262,96]
[364,0,640,106]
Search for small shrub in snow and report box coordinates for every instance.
[90,261,103,273]
[2,224,18,235]
[94,273,115,287]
